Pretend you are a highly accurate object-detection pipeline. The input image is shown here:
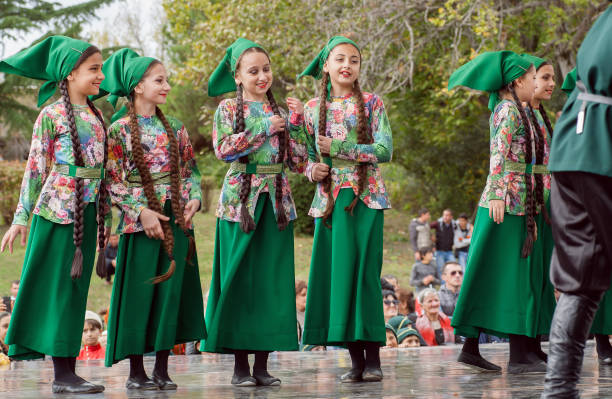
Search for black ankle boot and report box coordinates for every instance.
[363,342,383,382]
[595,334,612,365]
[126,355,157,390]
[231,350,256,386]
[341,342,365,383]
[457,337,501,372]
[52,357,105,394]
[152,350,177,390]
[542,293,602,398]
[252,351,281,386]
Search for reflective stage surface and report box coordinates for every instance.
[0,342,610,398]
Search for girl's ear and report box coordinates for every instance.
[322,61,329,74]
[66,72,75,82]
[234,77,241,86]
[133,81,144,95]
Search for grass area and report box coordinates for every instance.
[0,199,414,313]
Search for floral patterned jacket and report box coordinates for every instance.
[213,99,309,222]
[479,100,549,215]
[107,114,201,233]
[13,101,108,226]
[298,92,392,218]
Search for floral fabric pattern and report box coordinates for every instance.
[213,98,309,222]
[107,114,201,233]
[13,100,106,226]
[479,99,544,215]
[300,92,392,218]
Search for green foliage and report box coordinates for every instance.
[0,161,25,225]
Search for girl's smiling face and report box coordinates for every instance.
[323,43,361,92]
[534,64,555,101]
[134,62,171,106]
[67,51,104,96]
[235,49,272,101]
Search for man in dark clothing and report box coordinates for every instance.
[409,208,432,261]
[433,209,456,278]
[103,234,119,285]
[438,262,463,317]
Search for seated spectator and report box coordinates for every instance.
[0,280,19,314]
[397,327,424,348]
[432,209,457,278]
[382,274,399,291]
[301,345,326,351]
[396,288,415,316]
[381,277,395,292]
[453,213,472,269]
[0,312,10,355]
[385,323,398,348]
[103,234,120,285]
[295,280,307,343]
[410,246,440,294]
[415,288,454,346]
[438,262,463,317]
[387,315,414,333]
[77,311,105,360]
[409,208,433,261]
[383,290,399,322]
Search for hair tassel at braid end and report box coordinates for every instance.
[521,233,535,258]
[239,203,256,233]
[344,196,359,216]
[186,235,196,264]
[152,258,176,284]
[95,251,107,279]
[276,209,289,231]
[71,247,84,280]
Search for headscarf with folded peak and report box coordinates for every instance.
[207,38,264,97]
[0,35,94,107]
[96,48,157,122]
[448,51,533,111]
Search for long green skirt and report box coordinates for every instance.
[203,193,298,353]
[105,202,205,366]
[302,189,386,346]
[6,204,97,359]
[452,206,555,338]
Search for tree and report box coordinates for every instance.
[0,0,115,146]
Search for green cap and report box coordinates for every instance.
[207,38,264,97]
[97,48,157,122]
[397,327,423,344]
[521,53,547,70]
[0,35,93,107]
[561,68,577,95]
[298,35,360,80]
[387,315,412,333]
[448,50,533,111]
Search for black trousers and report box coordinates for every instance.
[550,172,612,298]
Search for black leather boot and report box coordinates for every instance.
[541,293,602,398]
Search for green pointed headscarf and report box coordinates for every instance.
[207,38,264,97]
[448,50,533,111]
[0,35,94,107]
[521,53,547,71]
[98,48,157,122]
[561,68,577,95]
[298,35,361,80]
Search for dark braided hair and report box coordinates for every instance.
[234,47,288,232]
[318,73,371,227]
[526,103,551,225]
[507,84,536,257]
[58,45,105,279]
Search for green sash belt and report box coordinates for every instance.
[505,161,549,174]
[322,156,363,169]
[230,162,284,174]
[52,164,105,179]
[126,172,172,187]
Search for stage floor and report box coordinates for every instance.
[0,342,609,398]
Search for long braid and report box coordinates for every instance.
[538,103,553,224]
[509,85,536,257]
[127,101,176,283]
[319,72,334,227]
[155,106,196,262]
[236,84,256,233]
[86,98,111,278]
[266,89,289,231]
[59,80,87,279]
[344,79,372,215]
[527,104,551,225]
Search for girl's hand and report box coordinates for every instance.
[312,163,330,182]
[317,136,332,155]
[139,208,170,240]
[489,200,505,224]
[286,97,304,114]
[97,226,112,251]
[1,225,27,254]
[183,199,201,225]
[269,115,285,134]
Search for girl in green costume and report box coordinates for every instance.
[448,51,551,374]
[203,38,309,386]
[0,36,110,394]
[101,49,205,390]
[298,35,393,383]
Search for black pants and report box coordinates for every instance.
[550,172,612,298]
